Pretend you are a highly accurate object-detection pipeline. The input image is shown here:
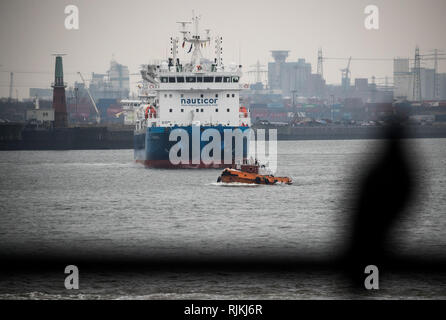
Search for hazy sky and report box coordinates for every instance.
[1,0,445,99]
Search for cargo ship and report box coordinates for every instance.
[134,14,251,168]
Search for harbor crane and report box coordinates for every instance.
[77,72,101,124]
[340,56,352,90]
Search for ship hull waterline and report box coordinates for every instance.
[134,125,251,169]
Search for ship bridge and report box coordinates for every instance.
[137,13,250,129]
[158,72,241,91]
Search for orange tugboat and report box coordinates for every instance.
[217,161,293,185]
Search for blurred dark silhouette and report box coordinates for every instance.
[341,117,416,288]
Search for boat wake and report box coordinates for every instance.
[209,182,261,187]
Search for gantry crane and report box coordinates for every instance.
[340,56,352,91]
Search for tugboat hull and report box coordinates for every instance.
[218,168,293,185]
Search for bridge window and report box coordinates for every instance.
[168,77,176,83]
[161,77,168,83]
[169,94,172,98]
[215,108,218,112]
[196,77,203,82]
[196,108,199,112]
[176,76,185,83]
[169,109,172,112]
[226,94,230,98]
[215,94,218,98]
[232,94,235,97]
[232,76,239,83]
[181,109,184,112]
[186,76,196,83]
[204,76,213,83]
[224,76,231,83]
[200,108,204,112]
[215,76,222,83]
[200,94,204,98]
[227,108,230,112]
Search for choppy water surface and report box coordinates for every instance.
[0,139,445,299]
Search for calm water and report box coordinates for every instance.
[0,139,445,299]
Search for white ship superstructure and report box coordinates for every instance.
[137,14,250,129]
[134,14,251,168]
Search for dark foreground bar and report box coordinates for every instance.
[0,300,443,318]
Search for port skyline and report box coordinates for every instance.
[1,0,445,99]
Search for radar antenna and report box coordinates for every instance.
[178,13,211,68]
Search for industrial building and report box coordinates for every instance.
[25,99,54,126]
[393,57,438,101]
[267,50,324,98]
[245,50,394,124]
[393,49,446,102]
[89,59,130,100]
[29,88,53,100]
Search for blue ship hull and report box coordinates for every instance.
[134,125,250,168]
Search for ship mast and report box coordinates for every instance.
[178,12,211,68]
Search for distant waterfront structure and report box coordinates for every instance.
[393,58,411,100]
[120,99,143,125]
[243,50,397,123]
[26,107,54,125]
[64,58,130,124]
[268,50,324,98]
[109,59,130,94]
[393,57,437,101]
[440,73,446,100]
[412,46,422,101]
[268,50,289,90]
[88,59,130,100]
[51,55,68,128]
[29,88,53,100]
